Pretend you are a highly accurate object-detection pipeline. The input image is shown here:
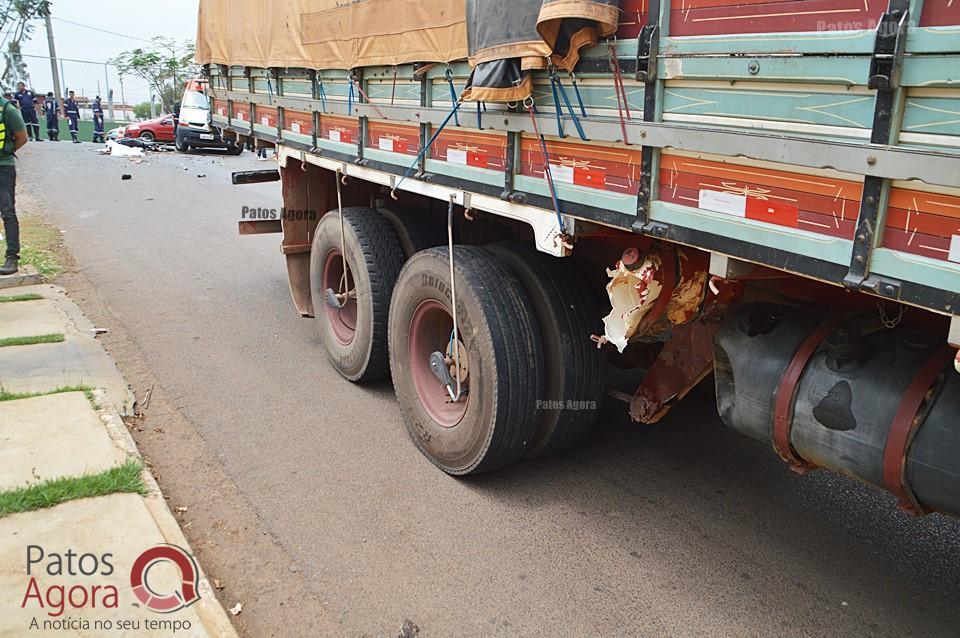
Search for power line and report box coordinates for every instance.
[52,17,156,45]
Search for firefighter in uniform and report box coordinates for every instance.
[63,90,80,143]
[42,92,59,141]
[91,95,105,143]
[13,82,40,142]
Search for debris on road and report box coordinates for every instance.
[90,328,109,335]
[121,174,132,180]
[229,602,243,616]
[398,619,419,638]
[104,140,145,158]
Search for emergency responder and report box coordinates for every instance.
[13,82,41,142]
[42,92,59,141]
[91,95,105,143]
[0,91,28,276]
[63,90,80,143]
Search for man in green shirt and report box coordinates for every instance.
[0,93,28,275]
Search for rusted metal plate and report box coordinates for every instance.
[239,220,283,235]
[630,320,717,424]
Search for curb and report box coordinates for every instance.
[0,265,42,290]
[98,401,239,638]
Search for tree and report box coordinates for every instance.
[132,102,152,120]
[111,37,197,113]
[0,0,51,88]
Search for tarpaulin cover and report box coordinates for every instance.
[463,0,620,102]
[195,0,468,70]
[196,0,618,102]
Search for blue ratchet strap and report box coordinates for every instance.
[570,73,587,118]
[445,68,461,127]
[318,77,328,113]
[476,101,484,130]
[549,69,565,138]
[555,75,588,141]
[392,100,463,197]
[267,78,274,104]
[348,75,355,115]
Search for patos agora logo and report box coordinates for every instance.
[130,544,201,613]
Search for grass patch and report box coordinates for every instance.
[0,384,95,403]
[0,333,64,348]
[0,212,65,278]
[0,293,43,303]
[0,461,147,518]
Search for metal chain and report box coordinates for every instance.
[877,300,905,329]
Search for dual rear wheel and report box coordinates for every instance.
[309,207,603,474]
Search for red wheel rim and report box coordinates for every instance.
[322,249,357,345]
[408,300,469,427]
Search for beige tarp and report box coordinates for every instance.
[195,0,468,70]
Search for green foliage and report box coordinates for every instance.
[0,293,42,302]
[132,101,152,120]
[0,461,147,517]
[0,1,51,87]
[111,37,197,112]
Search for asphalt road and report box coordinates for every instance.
[18,141,960,637]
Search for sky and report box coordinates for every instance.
[18,0,200,106]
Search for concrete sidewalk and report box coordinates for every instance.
[0,283,238,637]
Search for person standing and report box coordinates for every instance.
[13,82,41,142]
[0,93,28,276]
[42,92,59,141]
[91,95,105,143]
[63,90,80,143]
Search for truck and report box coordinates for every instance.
[197,0,960,518]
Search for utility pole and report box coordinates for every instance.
[104,64,113,120]
[44,13,62,105]
[119,76,126,121]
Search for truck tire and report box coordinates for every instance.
[310,207,405,382]
[389,247,544,475]
[487,242,604,457]
[378,206,447,259]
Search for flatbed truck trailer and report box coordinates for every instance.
[198,0,960,517]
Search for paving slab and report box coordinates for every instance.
[0,494,236,637]
[0,393,129,491]
[0,298,70,341]
[0,336,135,417]
[0,265,42,290]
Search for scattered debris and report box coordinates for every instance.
[597,252,663,353]
[229,602,243,616]
[398,619,419,638]
[106,140,145,158]
[121,174,132,181]
[197,174,207,178]
[90,328,109,336]
[213,579,225,590]
[174,506,188,514]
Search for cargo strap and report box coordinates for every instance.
[608,43,632,145]
[527,100,566,235]
[391,100,463,198]
[317,77,328,113]
[390,66,398,106]
[445,68,461,127]
[772,313,864,472]
[881,347,953,515]
[569,73,587,119]
[548,64,588,141]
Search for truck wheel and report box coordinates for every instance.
[389,247,544,475]
[486,242,603,458]
[378,206,447,259]
[310,207,405,382]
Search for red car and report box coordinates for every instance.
[122,114,176,143]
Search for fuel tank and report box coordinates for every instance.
[714,304,960,516]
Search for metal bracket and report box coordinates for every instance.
[843,175,885,289]
[635,25,660,84]
[860,274,902,300]
[868,8,909,91]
